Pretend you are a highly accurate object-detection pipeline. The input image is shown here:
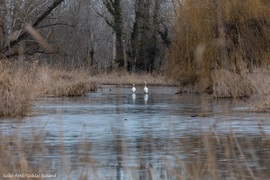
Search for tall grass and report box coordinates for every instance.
[0,59,177,117]
[211,69,254,98]
[0,61,37,117]
[36,67,97,97]
[0,60,97,117]
[175,131,270,179]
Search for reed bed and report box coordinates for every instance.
[0,61,37,117]
[211,69,254,99]
[0,60,97,117]
[36,67,97,97]
[0,59,177,117]
[209,67,270,112]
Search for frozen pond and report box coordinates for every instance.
[1,85,270,179]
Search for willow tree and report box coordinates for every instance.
[169,0,270,78]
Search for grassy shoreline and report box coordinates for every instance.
[91,72,178,86]
[1,60,270,116]
[0,61,177,117]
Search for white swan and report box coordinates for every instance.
[143,81,148,94]
[132,84,136,93]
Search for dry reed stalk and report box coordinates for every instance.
[244,68,270,112]
[0,59,98,116]
[1,121,270,179]
[211,69,254,98]
[25,24,53,53]
[0,132,43,180]
[0,61,37,117]
[36,68,97,97]
[173,126,270,180]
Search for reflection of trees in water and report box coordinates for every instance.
[114,131,125,180]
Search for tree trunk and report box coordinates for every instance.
[102,0,124,69]
[131,0,151,72]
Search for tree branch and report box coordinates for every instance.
[37,23,76,29]
[1,0,65,55]
[91,3,114,28]
[103,0,115,15]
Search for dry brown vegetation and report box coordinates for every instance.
[0,59,176,117]
[1,125,270,179]
[35,67,97,97]
[0,132,46,180]
[0,61,37,117]
[0,60,97,117]
[176,131,270,179]
[168,0,270,100]
[211,69,254,98]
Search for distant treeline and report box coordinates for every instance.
[0,0,171,73]
[0,0,269,76]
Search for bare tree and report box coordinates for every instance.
[0,0,174,72]
[0,0,65,58]
[50,0,113,69]
[130,0,171,72]
[91,0,124,69]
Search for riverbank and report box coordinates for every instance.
[1,59,270,116]
[0,61,177,117]
[90,71,177,86]
[177,68,270,112]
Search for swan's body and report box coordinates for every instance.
[143,81,148,94]
[132,84,136,93]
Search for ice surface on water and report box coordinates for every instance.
[1,85,270,179]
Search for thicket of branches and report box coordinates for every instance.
[1,0,269,77]
[0,0,112,68]
[0,0,172,73]
[168,0,270,79]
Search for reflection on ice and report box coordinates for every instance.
[132,93,136,103]
[144,94,148,104]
